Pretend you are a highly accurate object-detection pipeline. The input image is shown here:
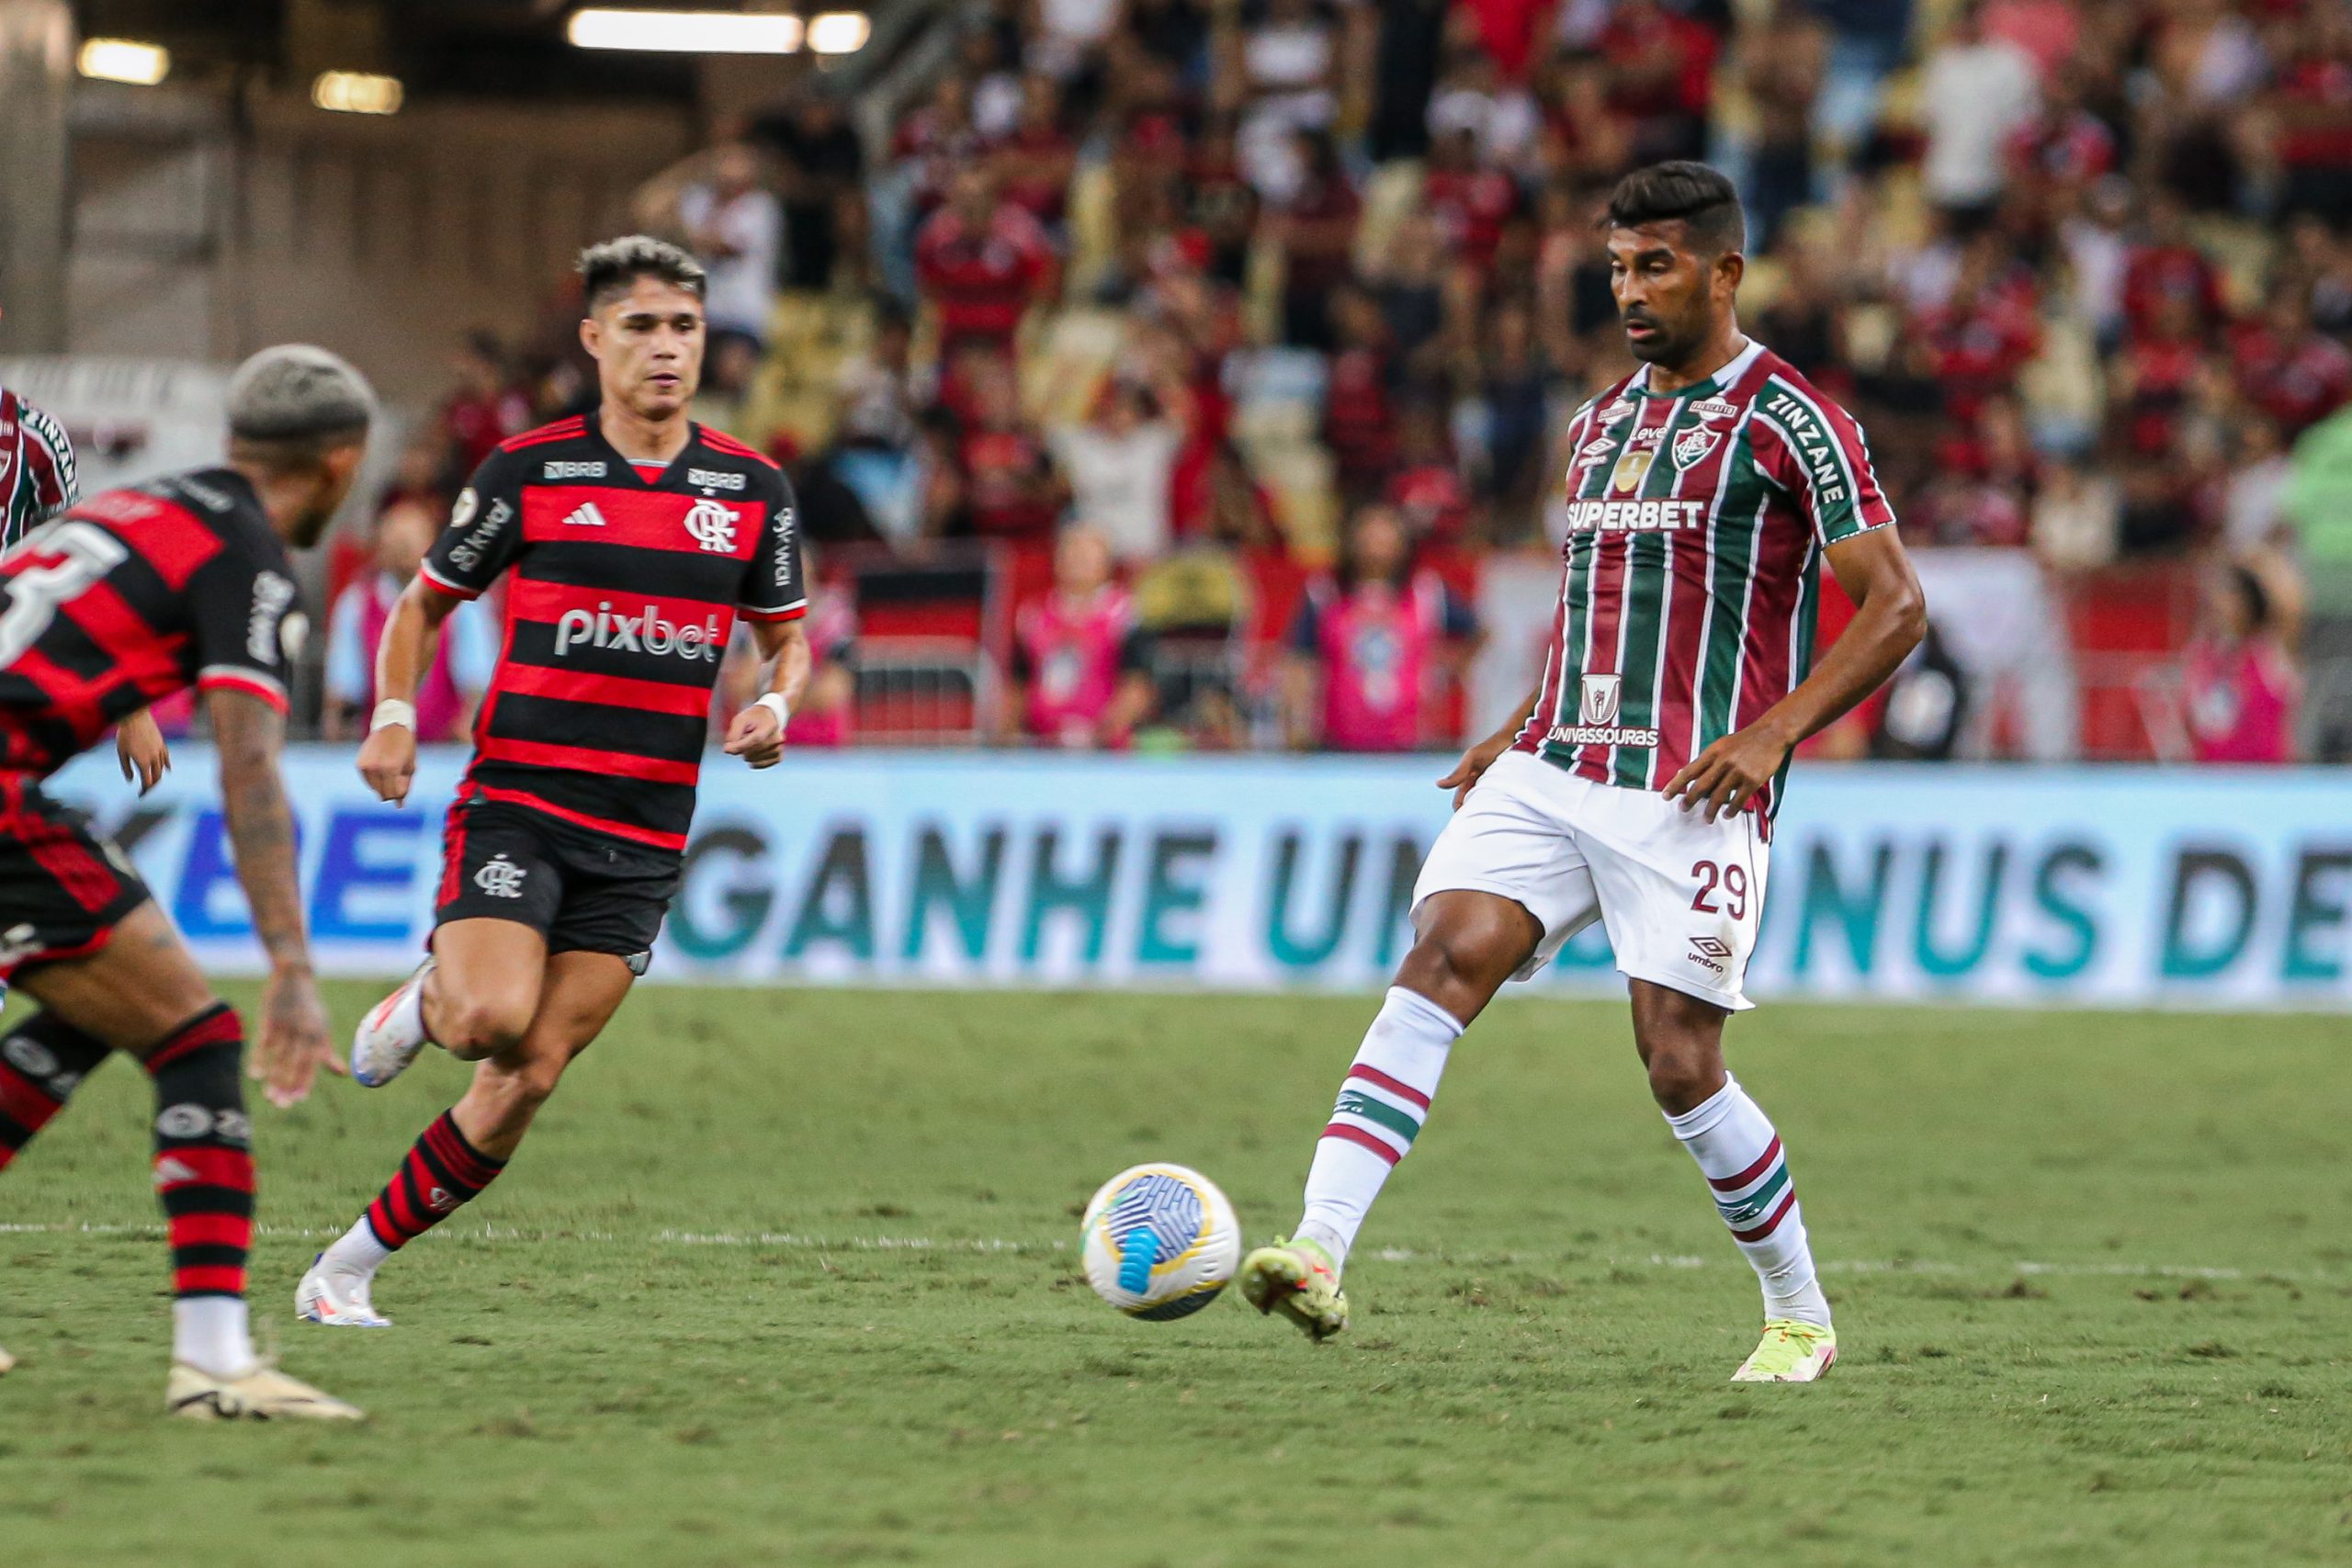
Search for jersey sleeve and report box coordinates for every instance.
[421,446,528,600]
[1757,381,1896,547]
[19,400,78,528]
[739,468,808,622]
[189,544,301,714]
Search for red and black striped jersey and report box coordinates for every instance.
[423,413,806,852]
[0,388,79,551]
[0,468,301,778]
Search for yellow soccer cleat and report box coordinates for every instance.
[1238,1236,1349,1342]
[167,1361,365,1421]
[1731,1319,1838,1383]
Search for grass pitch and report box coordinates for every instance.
[3,985,2348,1567]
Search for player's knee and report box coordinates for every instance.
[438,997,533,1061]
[1644,1046,1723,1114]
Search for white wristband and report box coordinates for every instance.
[369,698,417,734]
[752,692,791,728]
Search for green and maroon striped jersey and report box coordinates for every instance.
[0,388,78,551]
[1511,340,1894,822]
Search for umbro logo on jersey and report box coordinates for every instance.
[562,502,608,528]
[684,498,738,553]
[544,460,607,479]
[1572,437,1616,468]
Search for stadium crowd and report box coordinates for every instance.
[344,0,2351,763]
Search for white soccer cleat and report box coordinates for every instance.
[167,1360,364,1421]
[297,1254,392,1329]
[351,957,435,1088]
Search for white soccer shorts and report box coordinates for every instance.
[1411,750,1770,1011]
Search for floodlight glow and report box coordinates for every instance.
[312,71,404,115]
[568,8,806,54]
[78,39,170,85]
[808,13,870,54]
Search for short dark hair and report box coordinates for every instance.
[224,344,375,468]
[576,235,707,313]
[1605,161,1746,257]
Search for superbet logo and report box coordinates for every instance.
[553,601,722,662]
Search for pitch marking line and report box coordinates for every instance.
[0,1223,2330,1282]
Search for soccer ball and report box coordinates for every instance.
[1079,1163,1241,1321]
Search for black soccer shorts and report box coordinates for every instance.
[0,776,154,979]
[433,797,678,974]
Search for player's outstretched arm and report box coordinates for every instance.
[724,617,811,769]
[356,576,460,806]
[209,686,341,1107]
[1666,527,1927,822]
[1439,684,1543,809]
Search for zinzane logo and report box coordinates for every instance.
[473,855,528,899]
[684,499,739,554]
[552,601,722,662]
[687,468,747,491]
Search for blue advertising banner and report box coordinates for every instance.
[41,747,2352,1010]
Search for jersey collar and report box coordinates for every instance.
[585,411,701,488]
[1634,337,1765,401]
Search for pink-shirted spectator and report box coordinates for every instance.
[1284,506,1481,753]
[1006,525,1152,749]
[323,500,496,743]
[2182,566,2301,764]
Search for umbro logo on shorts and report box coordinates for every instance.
[562,502,608,527]
[1688,935,1733,975]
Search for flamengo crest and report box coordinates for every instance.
[684,498,738,553]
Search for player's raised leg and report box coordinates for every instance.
[14,904,359,1417]
[304,939,632,1325]
[1243,885,1544,1340]
[1633,982,1834,1382]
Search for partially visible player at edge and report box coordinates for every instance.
[298,237,809,1327]
[1240,163,1927,1383]
[0,346,368,1417]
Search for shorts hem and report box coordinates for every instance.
[1617,960,1754,1014]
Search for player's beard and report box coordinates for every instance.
[1622,309,1698,367]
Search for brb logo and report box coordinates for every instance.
[684,499,738,554]
[553,601,722,662]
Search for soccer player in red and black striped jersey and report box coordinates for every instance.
[1240,164,1928,1384]
[0,345,371,1419]
[299,238,808,1329]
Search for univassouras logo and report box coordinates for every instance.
[553,602,722,661]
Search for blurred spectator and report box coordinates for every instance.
[677,144,784,349]
[1004,525,1154,748]
[1283,506,1481,752]
[1231,0,1340,200]
[441,332,532,483]
[1268,130,1361,350]
[952,353,1066,544]
[2181,563,2301,763]
[1323,284,1400,502]
[1871,621,1973,761]
[915,165,1058,362]
[1919,1,2039,221]
[751,92,867,291]
[322,500,496,744]
[1047,367,1192,565]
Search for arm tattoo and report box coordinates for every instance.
[208,690,310,969]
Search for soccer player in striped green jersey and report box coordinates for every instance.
[1242,163,1928,1382]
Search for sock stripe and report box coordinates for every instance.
[1730,1188,1799,1243]
[174,1265,246,1297]
[1345,1063,1431,1111]
[1715,1162,1792,1227]
[1332,1089,1422,1146]
[1707,1134,1782,1192]
[143,1005,241,1073]
[365,1111,506,1250]
[154,1145,258,1194]
[1320,1120,1405,1168]
[0,1064,60,1132]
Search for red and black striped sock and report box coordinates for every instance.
[0,1012,114,1173]
[143,1005,254,1299]
[363,1110,505,1250]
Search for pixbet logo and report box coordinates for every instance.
[553,601,722,662]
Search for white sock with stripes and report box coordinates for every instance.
[1295,986,1461,1277]
[1665,1075,1830,1328]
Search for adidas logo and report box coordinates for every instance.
[562,502,607,527]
